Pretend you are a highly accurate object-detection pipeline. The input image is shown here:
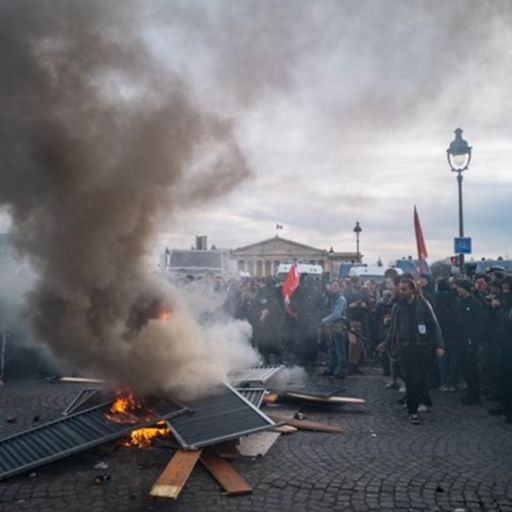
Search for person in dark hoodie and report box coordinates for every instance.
[453,278,485,405]
[487,277,512,421]
[435,278,458,392]
[378,278,444,425]
[252,277,282,364]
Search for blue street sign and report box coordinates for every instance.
[454,237,472,254]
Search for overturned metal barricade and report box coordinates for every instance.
[0,401,188,481]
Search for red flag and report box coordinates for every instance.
[282,263,300,318]
[414,205,428,274]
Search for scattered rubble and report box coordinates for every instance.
[0,365,366,502]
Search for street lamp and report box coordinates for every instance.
[353,221,362,263]
[447,128,472,273]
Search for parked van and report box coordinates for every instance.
[348,265,403,283]
[275,263,323,282]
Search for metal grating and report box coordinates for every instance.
[279,384,346,399]
[235,388,266,408]
[0,401,188,481]
[229,365,285,384]
[167,384,274,450]
[62,388,101,416]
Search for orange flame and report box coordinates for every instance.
[123,421,172,448]
[158,307,171,321]
[105,388,157,425]
[105,388,172,448]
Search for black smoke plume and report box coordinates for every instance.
[0,1,254,397]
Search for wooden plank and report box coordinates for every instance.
[268,414,344,433]
[149,449,202,500]
[283,392,365,405]
[200,447,252,496]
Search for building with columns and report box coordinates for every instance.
[232,235,359,278]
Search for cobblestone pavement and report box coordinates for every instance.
[0,368,511,512]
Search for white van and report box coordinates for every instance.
[348,265,403,283]
[275,263,323,282]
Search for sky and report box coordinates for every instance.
[2,0,512,266]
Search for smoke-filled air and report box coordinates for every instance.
[0,1,258,399]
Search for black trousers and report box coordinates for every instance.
[400,345,432,414]
[456,339,480,399]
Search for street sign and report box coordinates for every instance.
[454,237,472,254]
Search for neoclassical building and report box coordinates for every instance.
[232,236,358,277]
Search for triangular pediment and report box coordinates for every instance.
[233,236,327,257]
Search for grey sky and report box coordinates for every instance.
[146,0,512,263]
[2,0,512,264]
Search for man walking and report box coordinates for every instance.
[379,278,444,425]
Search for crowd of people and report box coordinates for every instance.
[228,268,512,426]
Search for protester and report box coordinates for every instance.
[378,278,444,425]
[453,278,485,404]
[320,279,348,379]
[291,274,324,370]
[435,278,458,392]
[375,289,395,379]
[251,277,283,364]
[343,276,369,375]
[365,279,381,357]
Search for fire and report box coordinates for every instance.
[123,421,172,448]
[105,388,172,448]
[158,307,171,321]
[106,388,157,425]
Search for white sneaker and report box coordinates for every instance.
[398,383,406,393]
[417,404,428,412]
[409,414,420,425]
[439,385,449,392]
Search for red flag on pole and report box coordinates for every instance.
[414,205,428,274]
[282,263,300,318]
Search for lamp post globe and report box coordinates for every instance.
[447,128,472,273]
[353,221,362,263]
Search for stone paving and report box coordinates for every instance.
[0,368,511,512]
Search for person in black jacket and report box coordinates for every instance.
[378,278,444,425]
[453,278,485,405]
[251,278,282,364]
[436,278,458,392]
[344,276,369,375]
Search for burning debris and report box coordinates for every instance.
[124,422,171,449]
[0,1,256,401]
[105,388,159,425]
[104,388,173,448]
[0,363,365,502]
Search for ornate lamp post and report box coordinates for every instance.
[447,128,472,273]
[353,221,362,263]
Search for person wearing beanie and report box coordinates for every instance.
[453,278,485,404]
